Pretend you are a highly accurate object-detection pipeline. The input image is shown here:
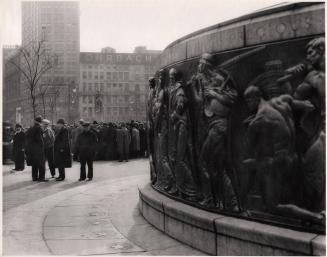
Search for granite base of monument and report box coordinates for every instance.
[139,184,325,256]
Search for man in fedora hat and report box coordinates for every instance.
[54,118,72,181]
[42,119,56,178]
[25,116,48,182]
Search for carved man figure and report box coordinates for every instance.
[187,53,239,211]
[153,69,175,192]
[167,68,197,200]
[293,37,325,213]
[243,86,324,224]
[147,77,157,184]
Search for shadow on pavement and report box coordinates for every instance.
[3,180,36,192]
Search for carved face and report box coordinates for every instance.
[307,45,324,68]
[198,61,207,73]
[245,95,260,113]
[158,70,165,88]
[169,68,177,84]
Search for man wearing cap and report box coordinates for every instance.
[12,124,25,172]
[25,116,48,182]
[42,119,56,178]
[75,122,98,181]
[54,119,72,181]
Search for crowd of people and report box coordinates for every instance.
[10,116,148,182]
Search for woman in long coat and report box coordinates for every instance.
[54,119,72,181]
[12,124,25,171]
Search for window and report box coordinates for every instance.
[113,83,117,88]
[82,71,87,79]
[88,65,92,69]
[106,72,111,80]
[83,96,87,103]
[95,83,98,91]
[135,84,140,92]
[119,72,123,80]
[100,83,104,92]
[113,72,117,80]
[125,83,129,90]
[88,107,92,115]
[119,83,123,88]
[83,83,87,92]
[94,72,98,80]
[88,96,92,104]
[100,72,104,80]
[88,83,92,91]
[88,71,92,79]
[123,72,129,81]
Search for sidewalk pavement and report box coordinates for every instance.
[3,169,205,255]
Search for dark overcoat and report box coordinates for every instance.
[54,127,72,168]
[25,124,45,166]
[75,130,98,160]
[13,131,25,164]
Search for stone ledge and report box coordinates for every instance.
[138,183,326,256]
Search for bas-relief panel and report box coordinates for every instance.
[147,36,325,234]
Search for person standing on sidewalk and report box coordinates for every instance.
[117,123,131,162]
[25,116,48,182]
[11,124,25,172]
[42,119,56,178]
[54,119,72,181]
[75,122,98,181]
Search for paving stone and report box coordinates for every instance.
[46,238,144,255]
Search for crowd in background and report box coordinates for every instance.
[4,118,148,181]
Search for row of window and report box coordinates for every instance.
[82,82,142,92]
[82,106,145,116]
[82,71,130,81]
[82,95,144,104]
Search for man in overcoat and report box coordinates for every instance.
[25,116,48,182]
[42,119,56,177]
[12,124,25,171]
[75,122,98,181]
[54,119,72,181]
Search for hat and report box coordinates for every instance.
[35,115,43,123]
[42,119,50,125]
[15,123,22,128]
[82,122,90,127]
[57,118,65,125]
[79,119,85,124]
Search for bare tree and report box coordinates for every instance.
[9,40,57,119]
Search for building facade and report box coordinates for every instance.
[3,46,22,124]
[19,1,80,125]
[79,48,160,122]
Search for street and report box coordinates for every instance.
[3,159,205,255]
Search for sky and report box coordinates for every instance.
[1,0,297,53]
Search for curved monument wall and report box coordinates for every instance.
[141,2,325,255]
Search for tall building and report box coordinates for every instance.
[3,46,22,124]
[19,1,80,125]
[79,49,161,122]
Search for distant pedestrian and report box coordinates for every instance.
[42,119,56,178]
[25,116,48,182]
[71,119,85,161]
[12,124,25,172]
[75,122,98,181]
[117,123,131,162]
[131,124,140,158]
[54,119,72,181]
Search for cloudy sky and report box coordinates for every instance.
[2,0,291,53]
